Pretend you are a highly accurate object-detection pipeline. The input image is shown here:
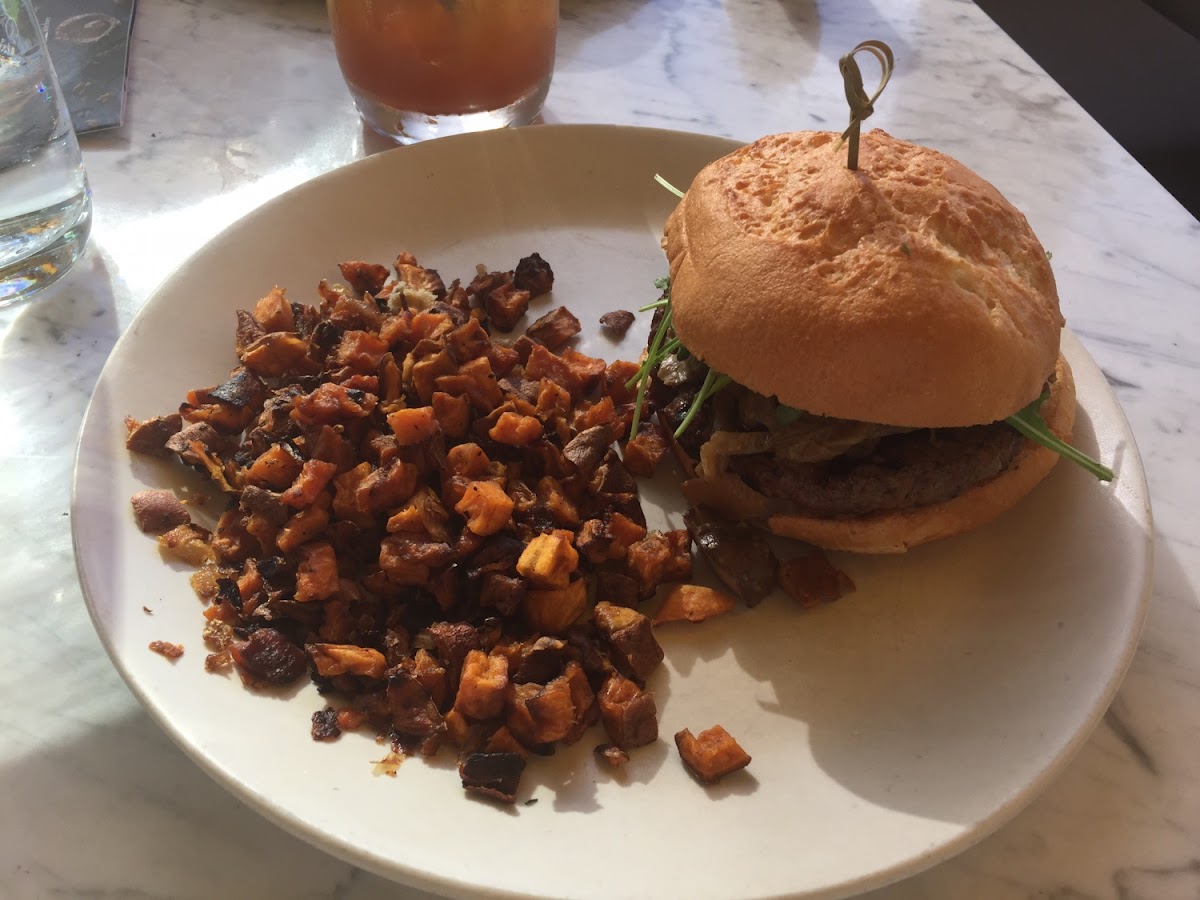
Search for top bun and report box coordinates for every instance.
[663,130,1064,427]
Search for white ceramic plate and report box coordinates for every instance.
[73,125,1153,900]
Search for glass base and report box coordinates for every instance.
[0,192,92,308]
[349,75,551,144]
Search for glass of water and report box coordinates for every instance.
[0,0,92,307]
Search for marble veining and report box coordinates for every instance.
[2,0,1198,897]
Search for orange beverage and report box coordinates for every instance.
[328,0,558,141]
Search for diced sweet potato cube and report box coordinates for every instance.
[410,348,457,404]
[157,523,214,566]
[455,480,515,536]
[331,461,373,525]
[484,725,528,757]
[441,360,501,415]
[241,333,312,378]
[487,342,520,377]
[560,349,607,393]
[454,650,509,720]
[295,541,339,602]
[130,489,190,534]
[409,648,449,710]
[505,682,543,748]
[442,708,474,749]
[386,406,439,446]
[384,485,450,539]
[607,512,647,558]
[275,505,329,553]
[446,442,491,477]
[778,552,856,608]
[524,343,582,396]
[337,260,390,295]
[525,675,577,743]
[308,424,356,473]
[535,378,571,420]
[626,530,692,595]
[245,443,304,490]
[653,584,737,625]
[523,579,587,635]
[332,330,390,373]
[516,531,578,588]
[279,458,337,509]
[446,317,490,362]
[485,283,530,331]
[605,359,641,405]
[574,396,617,436]
[598,673,658,750]
[379,353,403,403]
[410,310,453,342]
[292,382,378,427]
[594,601,664,681]
[561,660,598,744]
[253,286,296,332]
[526,306,580,351]
[675,726,752,784]
[432,390,470,439]
[379,311,413,348]
[489,412,543,446]
[355,460,419,514]
[623,422,671,477]
[308,643,387,679]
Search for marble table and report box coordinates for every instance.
[3,0,1198,897]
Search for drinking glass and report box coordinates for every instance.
[327,0,558,144]
[0,0,92,307]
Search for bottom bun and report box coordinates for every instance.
[767,355,1076,554]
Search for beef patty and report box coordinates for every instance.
[732,422,1025,518]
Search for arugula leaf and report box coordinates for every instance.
[672,369,732,439]
[776,405,805,426]
[1005,391,1113,481]
[628,306,674,436]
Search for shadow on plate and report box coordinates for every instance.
[659,406,1151,826]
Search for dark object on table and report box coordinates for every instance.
[33,0,136,133]
[974,0,1200,221]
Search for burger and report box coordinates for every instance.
[635,129,1111,554]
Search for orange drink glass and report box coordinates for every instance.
[327,0,558,143]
